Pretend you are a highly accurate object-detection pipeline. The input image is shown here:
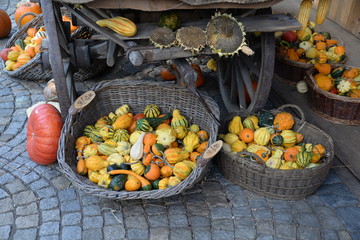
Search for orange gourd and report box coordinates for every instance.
[160,165,173,177]
[25,46,36,58]
[239,128,254,143]
[315,41,326,51]
[273,112,295,130]
[286,48,299,61]
[17,52,32,65]
[325,39,338,47]
[190,151,201,162]
[142,153,154,166]
[62,15,79,32]
[0,9,11,39]
[314,63,331,75]
[317,51,328,64]
[112,113,133,130]
[296,48,305,57]
[350,89,360,98]
[313,34,325,41]
[196,141,208,154]
[108,169,152,190]
[76,158,87,175]
[254,150,270,163]
[125,178,141,191]
[284,146,300,162]
[143,133,157,153]
[314,73,333,91]
[344,68,359,79]
[152,158,165,167]
[295,132,304,143]
[197,130,209,141]
[27,27,37,38]
[334,46,345,56]
[311,144,326,163]
[144,163,161,181]
[15,2,42,27]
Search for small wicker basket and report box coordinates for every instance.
[57,79,220,200]
[274,47,347,86]
[2,15,106,81]
[216,104,334,200]
[305,68,360,125]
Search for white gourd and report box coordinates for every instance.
[130,132,146,160]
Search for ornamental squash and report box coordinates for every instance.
[95,115,111,129]
[83,143,99,157]
[144,104,161,118]
[314,74,333,91]
[26,104,63,165]
[258,111,274,127]
[189,124,200,133]
[173,161,193,180]
[160,165,173,177]
[144,163,161,181]
[273,112,294,130]
[130,132,146,160]
[98,143,118,156]
[183,131,200,152]
[96,16,137,37]
[158,177,170,189]
[283,146,300,162]
[130,162,146,176]
[136,119,153,132]
[197,130,209,142]
[254,127,271,146]
[152,143,165,156]
[196,141,208,154]
[99,126,115,140]
[231,140,247,152]
[156,128,176,147]
[239,128,254,143]
[115,104,130,116]
[228,116,243,135]
[112,113,133,130]
[164,148,189,165]
[265,149,283,169]
[168,176,182,187]
[270,134,283,146]
[171,109,189,128]
[281,130,297,148]
[296,144,313,167]
[113,129,130,142]
[143,133,157,154]
[223,133,239,145]
[86,155,109,171]
[17,52,31,65]
[129,130,142,145]
[174,125,188,140]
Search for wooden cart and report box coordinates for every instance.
[38,0,301,119]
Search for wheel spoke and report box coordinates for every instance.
[238,56,255,102]
[240,54,260,77]
[230,65,238,104]
[234,57,247,108]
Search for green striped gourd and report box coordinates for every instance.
[189,124,200,133]
[243,117,255,130]
[115,104,130,116]
[99,126,115,140]
[223,133,239,145]
[116,141,132,156]
[113,129,130,142]
[98,143,118,156]
[83,125,96,138]
[254,127,271,146]
[89,130,104,143]
[280,130,297,148]
[173,161,194,180]
[144,104,161,118]
[171,109,189,128]
[296,144,313,167]
[270,134,283,146]
[95,116,112,129]
[136,119,153,132]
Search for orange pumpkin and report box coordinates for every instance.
[314,74,333,91]
[344,68,359,79]
[0,9,11,39]
[144,163,161,181]
[334,46,345,56]
[284,146,300,162]
[25,46,36,58]
[160,165,173,177]
[239,128,254,143]
[349,89,360,98]
[314,63,331,75]
[15,2,42,27]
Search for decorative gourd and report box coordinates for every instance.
[314,63,331,75]
[173,161,194,180]
[152,179,160,189]
[197,130,209,142]
[83,143,98,157]
[62,15,79,32]
[284,146,300,162]
[183,131,200,152]
[17,52,31,65]
[280,130,297,148]
[295,132,304,143]
[15,2,42,27]
[113,129,130,142]
[156,128,176,147]
[89,130,104,143]
[130,162,146,176]
[258,111,274,127]
[158,177,170,189]
[152,143,165,156]
[75,136,91,152]
[254,127,271,146]
[223,133,239,145]
[168,176,182,187]
[171,109,189,128]
[129,130,142,145]
[314,74,333,91]
[88,171,102,184]
[97,173,112,188]
[144,104,161,118]
[107,153,125,166]
[273,112,294,130]
[86,155,109,171]
[239,128,254,143]
[98,143,118,156]
[312,144,326,163]
[243,117,255,130]
[95,116,112,130]
[143,133,157,153]
[254,150,270,163]
[144,112,171,128]
[130,132,146,160]
[112,113,133,130]
[115,104,130,116]
[109,174,127,191]
[231,140,247,152]
[124,178,141,191]
[196,141,208,154]
[228,116,243,135]
[26,104,63,165]
[190,151,201,162]
[136,119,153,132]
[96,16,137,37]
[83,125,96,137]
[144,163,161,181]
[265,149,283,169]
[160,165,173,177]
[270,134,283,146]
[164,148,190,165]
[107,169,152,190]
[0,10,11,39]
[189,124,200,133]
[142,153,154,166]
[99,126,115,140]
[174,125,188,140]
[77,158,87,175]
[296,144,313,167]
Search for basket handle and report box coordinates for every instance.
[275,104,305,125]
[68,91,96,116]
[17,12,40,28]
[237,151,267,172]
[197,140,223,167]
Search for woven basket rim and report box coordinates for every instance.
[306,68,360,103]
[57,79,220,200]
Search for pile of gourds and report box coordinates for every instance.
[277,21,346,65]
[75,104,209,191]
[313,63,360,98]
[219,111,327,170]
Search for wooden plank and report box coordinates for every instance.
[270,76,360,180]
[87,0,283,10]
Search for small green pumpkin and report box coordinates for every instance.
[258,111,274,127]
[136,119,153,132]
[144,104,161,118]
[270,134,283,146]
[113,129,130,142]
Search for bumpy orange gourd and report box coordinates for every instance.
[164,148,189,165]
[314,63,331,75]
[314,74,333,91]
[143,133,157,154]
[273,112,294,130]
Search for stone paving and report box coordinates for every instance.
[1,1,360,240]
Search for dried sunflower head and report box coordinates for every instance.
[176,26,207,54]
[149,27,177,49]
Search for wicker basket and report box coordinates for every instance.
[216,104,334,200]
[275,47,347,86]
[305,68,360,125]
[57,79,220,200]
[2,16,106,81]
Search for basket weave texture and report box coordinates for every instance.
[305,68,360,125]
[2,15,106,81]
[274,48,347,86]
[58,79,220,200]
[216,104,334,200]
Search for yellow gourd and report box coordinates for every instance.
[231,140,247,152]
[254,127,271,146]
[183,131,200,152]
[85,155,109,171]
[228,116,243,135]
[164,148,190,165]
[171,109,189,128]
[112,113,133,130]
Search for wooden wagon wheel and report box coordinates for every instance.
[217,8,275,114]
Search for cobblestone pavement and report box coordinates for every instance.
[1,1,360,240]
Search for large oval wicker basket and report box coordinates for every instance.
[57,79,220,200]
[216,104,334,200]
